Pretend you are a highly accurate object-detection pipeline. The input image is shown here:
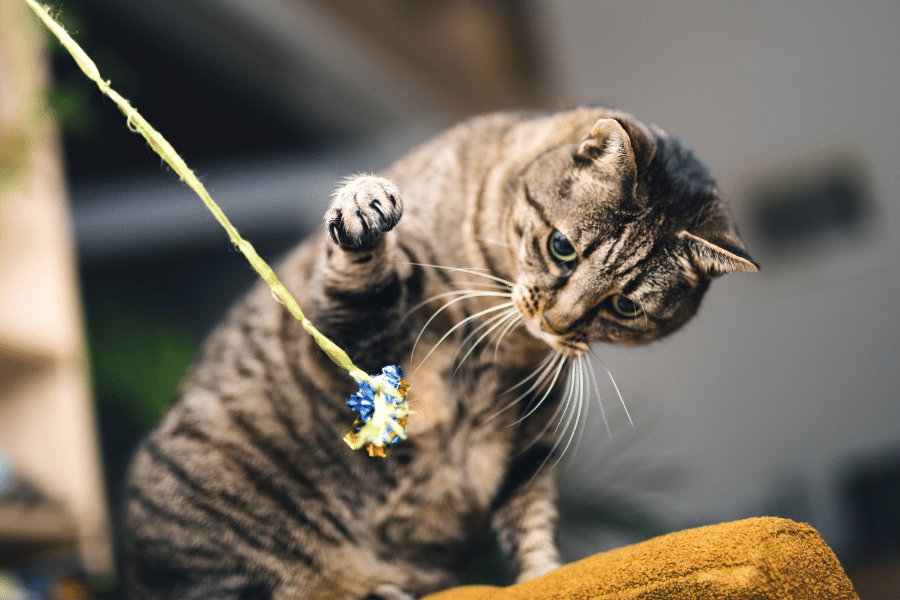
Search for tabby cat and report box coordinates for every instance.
[122,107,757,600]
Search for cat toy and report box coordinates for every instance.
[344,365,411,457]
[27,0,410,455]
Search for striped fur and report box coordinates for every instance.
[122,108,756,600]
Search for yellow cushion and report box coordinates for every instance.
[424,517,858,600]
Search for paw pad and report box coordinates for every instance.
[325,176,403,250]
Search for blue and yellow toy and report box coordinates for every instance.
[344,366,411,457]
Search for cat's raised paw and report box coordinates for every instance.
[326,175,403,250]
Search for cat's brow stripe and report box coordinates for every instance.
[610,237,653,280]
[584,218,632,262]
[617,272,646,300]
[530,237,550,271]
[581,235,611,259]
[615,256,651,286]
[606,224,636,264]
[523,185,552,227]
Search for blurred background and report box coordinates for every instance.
[1,0,898,597]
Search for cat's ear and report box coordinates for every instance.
[679,214,759,277]
[577,117,657,186]
[577,119,639,184]
[613,115,657,174]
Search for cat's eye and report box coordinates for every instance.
[548,230,578,263]
[611,295,644,318]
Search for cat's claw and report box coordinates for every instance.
[326,175,403,250]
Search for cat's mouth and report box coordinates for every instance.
[532,325,590,356]
[513,288,589,356]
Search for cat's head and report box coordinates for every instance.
[508,113,757,354]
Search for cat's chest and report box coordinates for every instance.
[390,304,549,511]
[396,355,517,512]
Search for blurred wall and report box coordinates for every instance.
[543,0,900,559]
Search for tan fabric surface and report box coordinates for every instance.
[424,517,859,600]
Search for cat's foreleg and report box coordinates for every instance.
[491,457,562,583]
[312,175,412,366]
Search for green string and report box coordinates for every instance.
[26,0,378,387]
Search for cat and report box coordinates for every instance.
[121,107,757,600]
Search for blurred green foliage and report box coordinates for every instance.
[87,303,198,429]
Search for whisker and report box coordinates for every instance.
[524,384,570,452]
[412,301,515,374]
[560,357,585,452]
[552,359,578,438]
[487,352,561,423]
[492,312,523,361]
[525,358,589,480]
[453,309,519,374]
[397,261,518,372]
[514,354,568,425]
[451,281,512,292]
[406,289,512,320]
[454,306,516,359]
[568,355,589,462]
[590,348,634,430]
[515,354,566,414]
[517,361,572,458]
[499,351,557,397]
[584,355,611,437]
[410,292,512,361]
[396,262,515,289]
